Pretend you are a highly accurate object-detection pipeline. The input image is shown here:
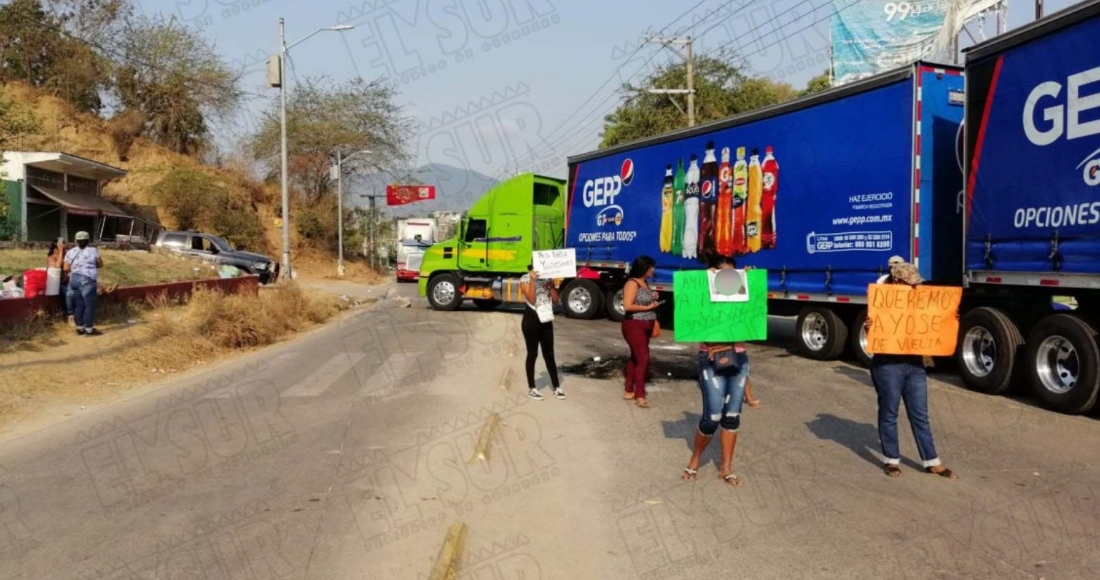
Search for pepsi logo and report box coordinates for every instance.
[620,159,634,186]
[701,181,714,197]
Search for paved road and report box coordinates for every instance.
[1,282,1098,579]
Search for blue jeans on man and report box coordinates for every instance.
[67,274,97,331]
[870,355,941,467]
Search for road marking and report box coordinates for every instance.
[469,413,501,463]
[428,522,467,580]
[282,352,367,397]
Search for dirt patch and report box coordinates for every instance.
[0,283,354,431]
[561,355,698,382]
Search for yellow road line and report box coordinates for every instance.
[499,368,515,390]
[469,412,501,463]
[427,522,467,580]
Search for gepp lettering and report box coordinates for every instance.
[1023,64,1100,146]
[582,176,621,208]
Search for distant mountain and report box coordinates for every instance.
[355,163,499,217]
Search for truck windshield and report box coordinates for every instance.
[402,239,431,247]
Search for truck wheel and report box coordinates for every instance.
[563,280,604,320]
[473,299,501,311]
[956,307,1022,395]
[796,306,847,360]
[1025,314,1100,414]
[427,274,462,311]
[606,288,626,322]
[850,309,873,368]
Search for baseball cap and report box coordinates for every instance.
[887,255,905,266]
[75,231,90,241]
[890,262,924,285]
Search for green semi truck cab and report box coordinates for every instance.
[419,173,570,310]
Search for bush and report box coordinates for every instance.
[150,168,221,230]
[108,109,146,161]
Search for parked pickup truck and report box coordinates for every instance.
[154,230,280,284]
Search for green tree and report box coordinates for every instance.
[249,76,414,206]
[112,14,240,155]
[149,168,222,230]
[800,72,832,97]
[0,0,119,113]
[600,52,797,149]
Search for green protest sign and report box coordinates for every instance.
[673,269,768,342]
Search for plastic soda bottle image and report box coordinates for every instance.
[746,148,763,253]
[682,154,701,260]
[698,141,719,261]
[659,164,674,253]
[671,159,686,256]
[731,147,748,254]
[762,146,778,249]
[715,147,734,256]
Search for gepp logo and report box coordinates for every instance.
[1078,146,1100,186]
[583,159,632,227]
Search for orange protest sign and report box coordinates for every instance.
[866,284,962,356]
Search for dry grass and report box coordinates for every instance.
[0,283,350,428]
[0,248,216,287]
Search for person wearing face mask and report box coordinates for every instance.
[63,231,104,336]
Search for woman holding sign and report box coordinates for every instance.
[866,261,958,479]
[681,255,751,486]
[520,266,565,401]
[622,256,661,408]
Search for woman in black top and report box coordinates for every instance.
[520,265,564,400]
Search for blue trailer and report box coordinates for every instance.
[957,0,1100,413]
[565,60,966,365]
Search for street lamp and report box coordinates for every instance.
[331,149,371,277]
[275,18,354,281]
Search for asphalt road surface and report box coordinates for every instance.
[1,282,1098,579]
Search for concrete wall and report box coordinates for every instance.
[0,275,259,326]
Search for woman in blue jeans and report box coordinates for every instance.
[682,255,750,487]
[868,261,958,479]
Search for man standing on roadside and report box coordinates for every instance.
[64,231,104,336]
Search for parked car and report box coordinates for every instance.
[154,230,279,284]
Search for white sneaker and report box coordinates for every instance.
[553,388,566,400]
[528,389,544,401]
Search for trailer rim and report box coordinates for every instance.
[800,312,830,353]
[568,285,594,316]
[1034,335,1080,395]
[961,327,997,379]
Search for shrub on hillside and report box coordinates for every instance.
[108,109,146,161]
[150,168,221,230]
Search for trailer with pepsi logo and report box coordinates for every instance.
[566,60,967,367]
[957,0,1100,413]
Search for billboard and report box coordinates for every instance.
[386,184,436,206]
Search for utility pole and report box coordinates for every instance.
[1036,0,1043,20]
[645,35,696,127]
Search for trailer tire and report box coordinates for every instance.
[427,273,462,311]
[850,309,873,368]
[956,307,1022,395]
[563,279,604,320]
[606,288,626,322]
[473,299,501,311]
[1025,314,1100,415]
[796,306,847,360]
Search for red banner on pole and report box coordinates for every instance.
[386,184,436,206]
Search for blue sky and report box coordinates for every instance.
[134,0,1078,182]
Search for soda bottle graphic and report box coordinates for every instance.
[682,154,701,260]
[659,164,674,253]
[715,147,734,256]
[698,141,719,262]
[762,146,778,249]
[671,159,686,256]
[731,147,748,255]
[746,148,763,253]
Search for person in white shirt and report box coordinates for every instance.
[63,231,104,336]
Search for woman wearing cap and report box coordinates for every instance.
[63,231,104,336]
[866,260,958,479]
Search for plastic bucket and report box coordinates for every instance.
[46,267,62,296]
[23,269,47,297]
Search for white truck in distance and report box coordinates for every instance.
[395,218,437,282]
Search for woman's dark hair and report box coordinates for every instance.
[48,242,59,257]
[708,254,736,269]
[628,255,656,279]
[527,263,533,271]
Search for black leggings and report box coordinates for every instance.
[522,307,560,390]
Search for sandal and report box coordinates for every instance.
[635,399,651,408]
[925,466,959,479]
[623,393,635,400]
[721,473,742,487]
[884,465,902,478]
[681,467,698,481]
[745,398,762,409]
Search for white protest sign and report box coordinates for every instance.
[533,249,577,279]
